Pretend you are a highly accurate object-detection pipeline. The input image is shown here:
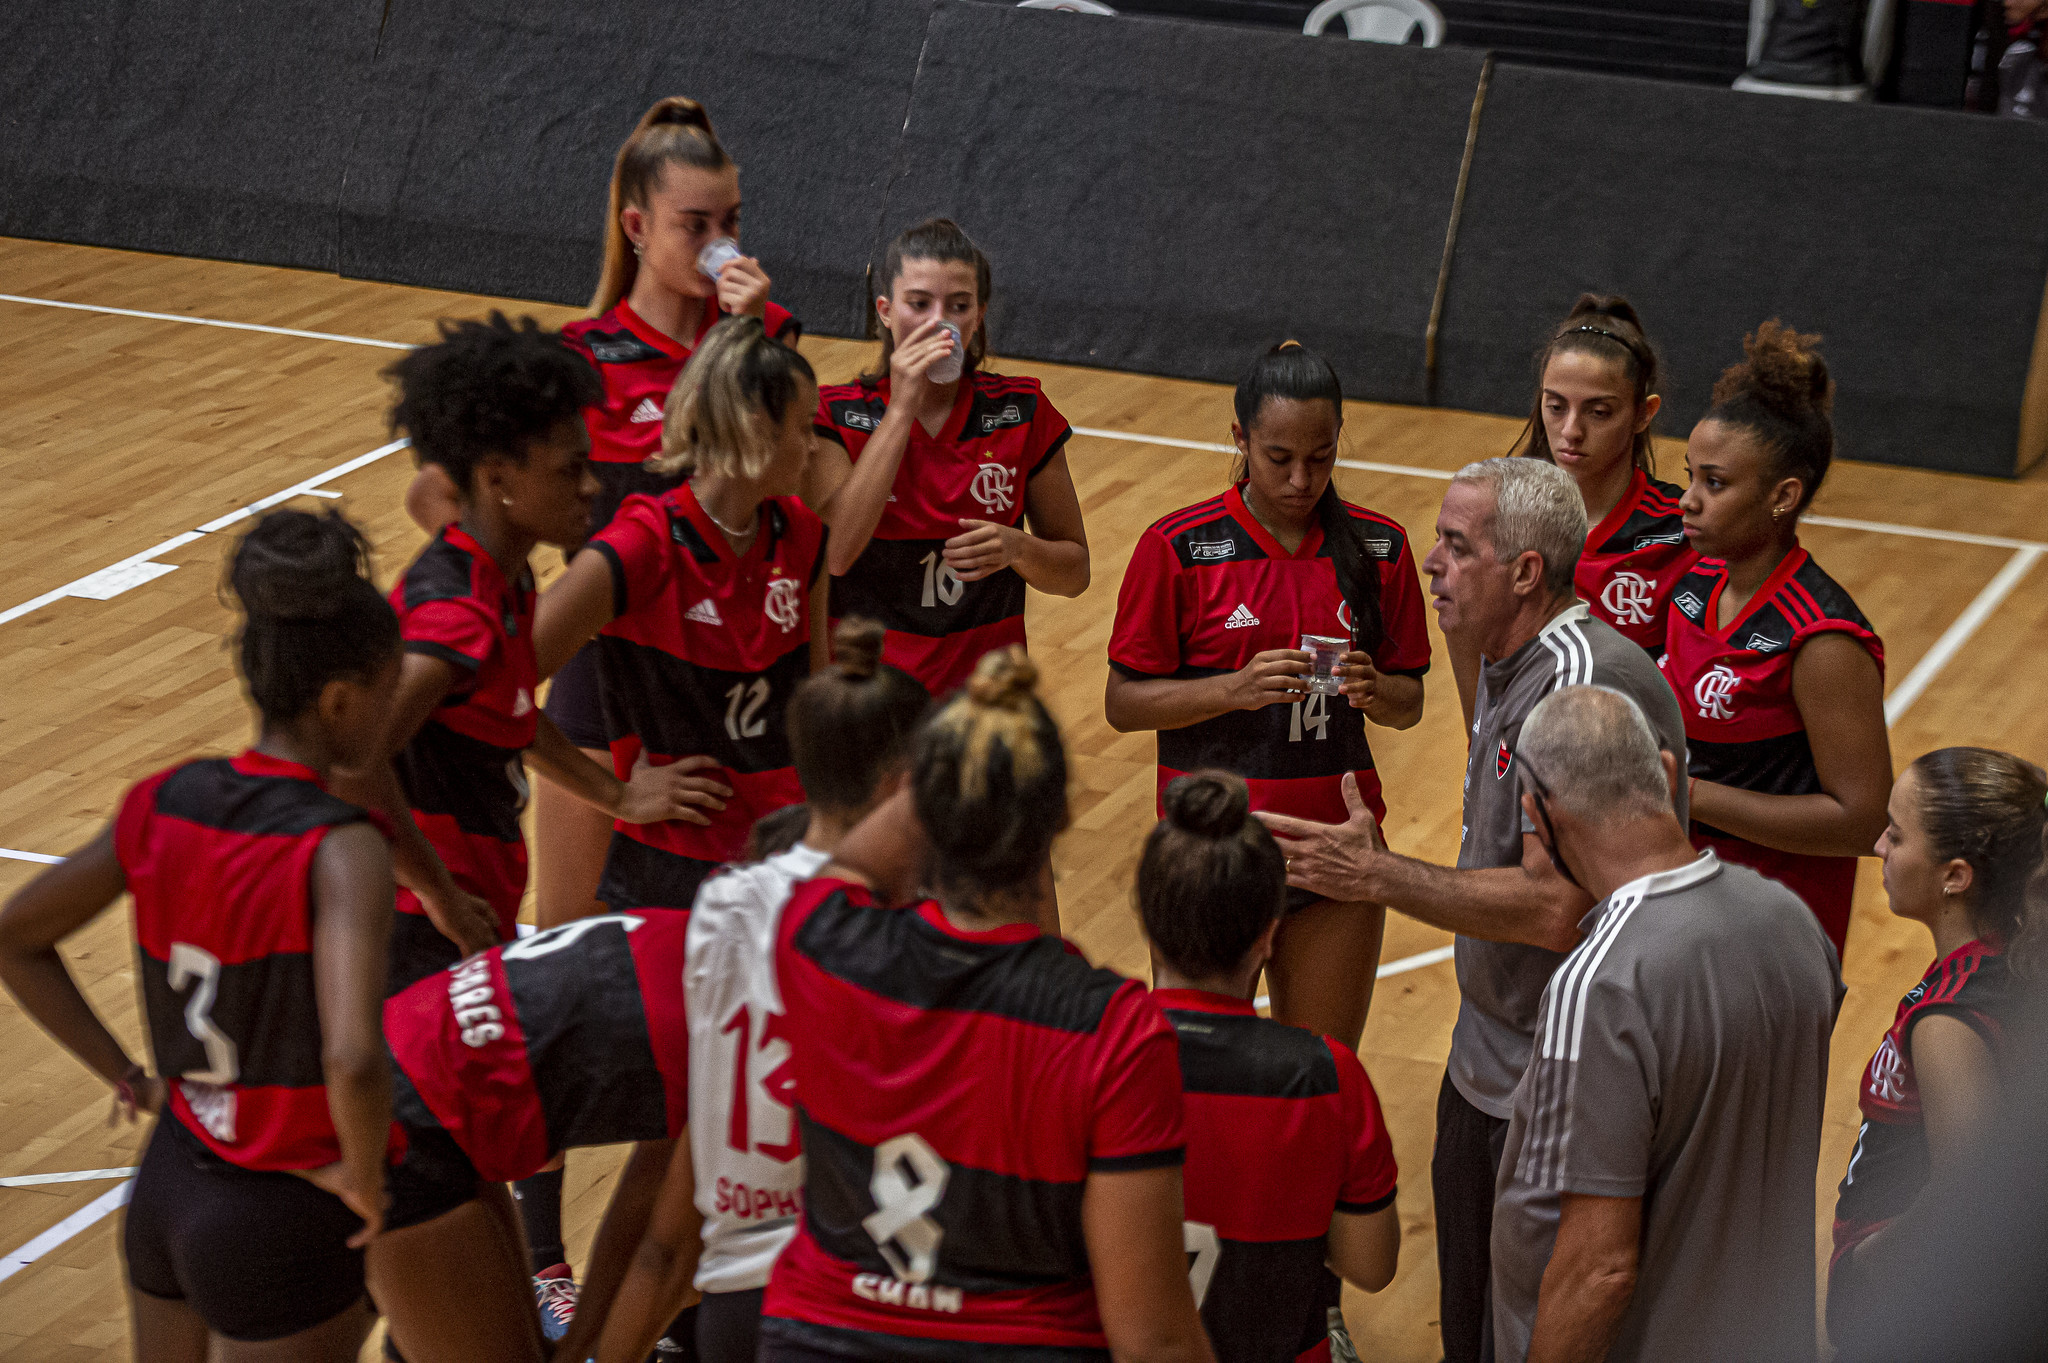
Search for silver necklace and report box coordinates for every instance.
[697,492,758,539]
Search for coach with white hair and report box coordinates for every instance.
[1258,457,1688,1363]
[1490,684,1840,1363]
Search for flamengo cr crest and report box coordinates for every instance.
[1601,572,1656,626]
[969,462,1015,514]
[764,577,802,632]
[1694,663,1740,720]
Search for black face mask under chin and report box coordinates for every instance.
[1515,755,1584,892]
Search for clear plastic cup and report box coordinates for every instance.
[697,236,744,281]
[927,319,964,384]
[1300,634,1348,696]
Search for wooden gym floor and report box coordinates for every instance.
[1,237,2045,1362]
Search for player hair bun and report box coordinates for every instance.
[1712,319,1831,416]
[229,509,374,622]
[1162,771,1251,839]
[1563,292,1645,338]
[643,95,715,135]
[965,646,1039,710]
[831,617,887,680]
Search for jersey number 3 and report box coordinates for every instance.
[167,943,239,1085]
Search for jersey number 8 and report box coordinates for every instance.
[864,1132,950,1283]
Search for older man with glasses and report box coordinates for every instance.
[1491,684,1840,1362]
[1259,457,1687,1363]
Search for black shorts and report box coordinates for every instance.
[698,1288,765,1363]
[596,832,719,912]
[385,1070,482,1233]
[543,643,608,751]
[1284,885,1320,915]
[385,910,469,997]
[124,1115,367,1341]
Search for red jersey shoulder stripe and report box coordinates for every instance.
[1151,494,1232,539]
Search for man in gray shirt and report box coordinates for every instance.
[1491,684,1840,1363]
[1260,458,1687,1363]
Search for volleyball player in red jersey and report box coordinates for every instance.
[812,217,1090,698]
[1446,298,1685,722]
[0,512,398,1362]
[364,315,709,997]
[1828,749,2045,1354]
[1106,343,1429,1048]
[760,649,1214,1363]
[537,317,829,917]
[1142,772,1400,1363]
[1663,322,1892,955]
[373,909,698,1363]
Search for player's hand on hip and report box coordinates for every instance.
[889,318,956,390]
[1255,773,1387,903]
[622,752,732,828]
[715,255,771,319]
[1230,649,1311,710]
[302,1162,387,1248]
[945,520,1021,581]
[1338,651,1379,710]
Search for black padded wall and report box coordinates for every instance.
[874,1,1488,404]
[340,0,936,336]
[0,0,384,271]
[1437,64,2048,477]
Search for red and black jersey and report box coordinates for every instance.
[1107,485,1431,827]
[814,372,1071,697]
[1833,939,2009,1263]
[588,487,824,906]
[383,911,690,1184]
[1159,990,1397,1363]
[389,525,539,960]
[119,751,387,1172]
[1576,468,1693,654]
[1661,545,1883,951]
[762,878,1185,1359]
[563,299,802,537]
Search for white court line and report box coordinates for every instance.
[0,440,410,629]
[0,847,65,865]
[0,1168,136,1189]
[1069,427,2048,551]
[0,294,411,350]
[0,1180,131,1284]
[1254,942,1459,1007]
[1884,546,2043,726]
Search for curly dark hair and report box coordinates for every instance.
[384,311,603,492]
[1706,320,1834,513]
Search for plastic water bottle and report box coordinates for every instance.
[927,320,964,385]
[697,237,743,281]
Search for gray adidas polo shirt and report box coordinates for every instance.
[1491,853,1843,1363]
[1449,602,1689,1119]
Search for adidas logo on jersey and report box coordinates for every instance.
[1223,604,1259,629]
[630,397,663,423]
[685,598,724,625]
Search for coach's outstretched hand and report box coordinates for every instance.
[1256,771,1385,904]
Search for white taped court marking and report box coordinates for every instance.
[1884,547,2042,726]
[0,1180,132,1284]
[1254,942,1458,1008]
[1070,428,2047,552]
[0,294,411,351]
[0,1168,138,1189]
[0,441,410,628]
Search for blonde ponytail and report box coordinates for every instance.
[589,96,734,317]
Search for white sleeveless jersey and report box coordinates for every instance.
[684,842,829,1292]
